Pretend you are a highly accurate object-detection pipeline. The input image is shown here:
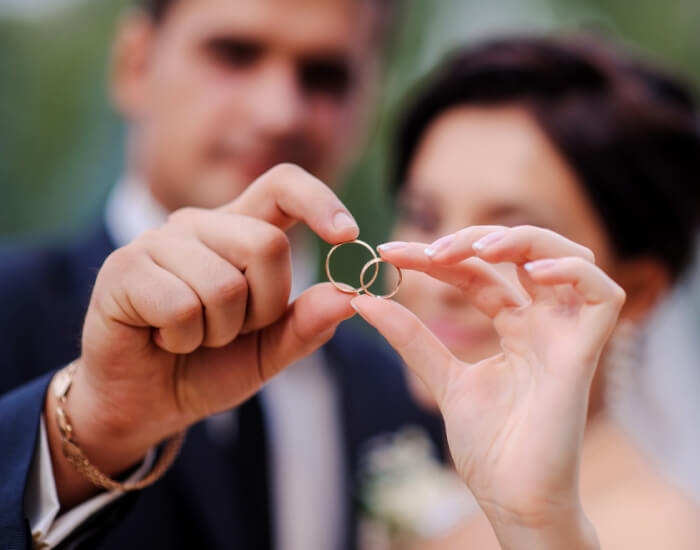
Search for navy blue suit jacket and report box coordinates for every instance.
[0,223,444,549]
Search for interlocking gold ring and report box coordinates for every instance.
[325,239,379,295]
[325,239,403,299]
[360,258,403,299]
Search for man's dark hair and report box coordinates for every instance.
[139,0,399,37]
[395,35,700,279]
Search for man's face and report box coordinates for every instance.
[113,0,380,211]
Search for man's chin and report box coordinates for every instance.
[171,173,252,210]
[162,158,327,211]
[219,155,304,184]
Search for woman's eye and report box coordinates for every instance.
[397,202,440,235]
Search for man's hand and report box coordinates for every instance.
[46,164,359,508]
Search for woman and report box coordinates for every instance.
[352,36,700,548]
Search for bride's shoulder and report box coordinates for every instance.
[582,417,700,550]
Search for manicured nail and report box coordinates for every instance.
[473,231,506,251]
[524,259,557,273]
[424,234,456,257]
[377,241,407,252]
[349,299,361,314]
[333,211,358,232]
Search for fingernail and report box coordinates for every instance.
[473,231,506,252]
[333,211,358,232]
[524,259,557,272]
[377,241,407,252]
[424,234,455,257]
[349,298,362,314]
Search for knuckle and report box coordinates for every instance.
[580,245,596,263]
[133,228,163,249]
[103,246,129,272]
[204,334,232,349]
[514,224,553,245]
[168,206,202,225]
[268,162,305,181]
[166,206,206,234]
[510,225,537,248]
[203,325,238,348]
[459,226,484,242]
[169,294,202,325]
[104,245,142,277]
[175,334,202,355]
[259,227,290,258]
[612,284,627,307]
[565,256,587,269]
[258,163,307,192]
[245,299,288,333]
[512,224,536,237]
[209,271,248,305]
[454,271,476,294]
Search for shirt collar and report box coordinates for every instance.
[104,177,318,299]
[105,176,168,248]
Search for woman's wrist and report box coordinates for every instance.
[482,502,600,550]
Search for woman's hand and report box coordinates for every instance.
[351,226,625,550]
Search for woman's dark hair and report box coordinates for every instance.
[139,0,172,21]
[395,36,700,279]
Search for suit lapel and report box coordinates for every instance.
[170,419,250,549]
[171,398,273,550]
[324,324,447,550]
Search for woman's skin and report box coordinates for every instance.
[353,105,700,549]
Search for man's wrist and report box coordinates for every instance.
[45,365,153,509]
[62,362,158,458]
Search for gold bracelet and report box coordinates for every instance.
[52,362,186,492]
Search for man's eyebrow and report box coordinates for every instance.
[201,36,266,62]
[202,35,266,51]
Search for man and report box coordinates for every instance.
[0,1,442,548]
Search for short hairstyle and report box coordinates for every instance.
[395,36,700,279]
[138,0,399,38]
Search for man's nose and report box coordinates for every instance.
[249,60,306,138]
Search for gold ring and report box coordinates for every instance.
[360,258,403,299]
[325,239,379,295]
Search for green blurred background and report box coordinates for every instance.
[1,0,699,284]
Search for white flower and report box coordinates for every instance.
[358,427,478,544]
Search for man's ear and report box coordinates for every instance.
[614,257,672,322]
[110,13,156,120]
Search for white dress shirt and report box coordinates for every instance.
[26,177,346,550]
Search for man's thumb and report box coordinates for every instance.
[258,283,357,381]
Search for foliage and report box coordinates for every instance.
[1,0,699,274]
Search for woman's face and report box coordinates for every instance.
[393,105,615,365]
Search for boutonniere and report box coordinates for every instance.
[356,427,478,550]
